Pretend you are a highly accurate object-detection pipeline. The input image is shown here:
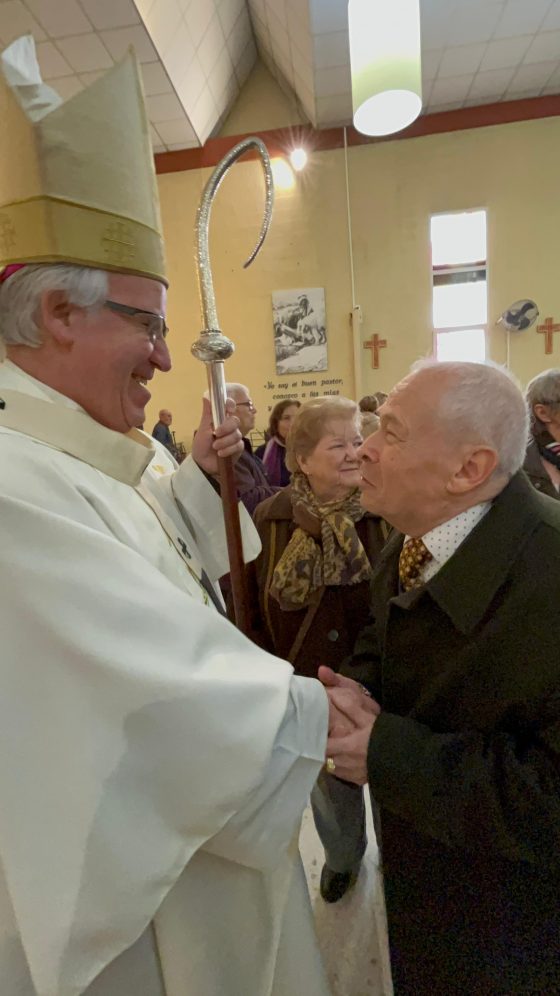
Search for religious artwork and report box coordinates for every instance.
[272,287,328,375]
[537,316,560,355]
[363,333,387,369]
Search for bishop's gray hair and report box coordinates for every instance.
[0,264,109,347]
[411,359,530,480]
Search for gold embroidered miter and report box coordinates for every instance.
[0,35,166,283]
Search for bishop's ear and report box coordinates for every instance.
[447,446,499,495]
[40,289,79,347]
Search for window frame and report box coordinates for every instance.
[430,209,488,364]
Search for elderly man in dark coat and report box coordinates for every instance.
[323,360,560,995]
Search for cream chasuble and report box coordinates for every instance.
[0,361,331,996]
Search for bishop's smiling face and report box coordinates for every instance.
[66,273,171,432]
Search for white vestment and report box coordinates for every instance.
[0,361,331,996]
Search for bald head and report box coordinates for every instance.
[358,361,529,536]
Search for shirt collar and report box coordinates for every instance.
[414,502,492,571]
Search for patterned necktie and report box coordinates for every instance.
[398,537,433,591]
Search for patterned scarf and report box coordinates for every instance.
[269,472,373,610]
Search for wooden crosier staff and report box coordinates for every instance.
[191,137,274,634]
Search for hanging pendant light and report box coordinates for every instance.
[348,0,422,137]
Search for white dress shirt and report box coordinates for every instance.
[406,501,492,585]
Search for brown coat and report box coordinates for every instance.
[252,487,389,677]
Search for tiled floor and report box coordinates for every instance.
[299,801,393,996]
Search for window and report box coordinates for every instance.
[430,210,487,363]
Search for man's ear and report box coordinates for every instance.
[39,290,78,347]
[533,403,553,425]
[447,446,498,495]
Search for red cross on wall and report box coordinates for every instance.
[537,316,560,355]
[363,333,387,369]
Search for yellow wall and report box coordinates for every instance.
[147,74,560,447]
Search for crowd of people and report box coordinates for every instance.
[2,31,560,996]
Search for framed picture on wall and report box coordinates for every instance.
[271,287,328,375]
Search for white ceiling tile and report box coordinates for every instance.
[313,31,349,68]
[207,44,233,101]
[523,29,560,63]
[445,2,504,46]
[197,12,226,75]
[315,92,352,124]
[142,0,182,54]
[290,41,314,92]
[426,100,464,113]
[57,33,113,72]
[479,35,532,70]
[0,1,46,45]
[79,0,140,30]
[543,62,560,86]
[494,0,552,39]
[468,67,515,98]
[145,90,185,120]
[464,93,504,107]
[189,83,217,135]
[150,122,162,143]
[26,0,92,36]
[543,0,560,30]
[155,116,198,144]
[234,34,256,86]
[100,25,159,63]
[438,43,486,79]
[166,140,199,149]
[507,59,557,91]
[504,86,544,99]
[420,1,457,49]
[314,63,351,98]
[79,69,108,85]
[226,6,252,60]
[265,0,286,28]
[296,80,316,125]
[267,6,290,57]
[422,49,442,81]
[36,40,74,78]
[212,70,238,115]
[274,48,294,87]
[218,0,244,39]
[309,0,348,34]
[430,74,473,105]
[47,74,84,101]
[175,51,206,105]
[541,81,560,93]
[185,0,215,47]
[158,20,195,85]
[285,0,309,33]
[141,61,173,95]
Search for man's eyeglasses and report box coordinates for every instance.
[236,401,256,411]
[104,300,169,344]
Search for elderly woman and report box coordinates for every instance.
[524,369,560,499]
[255,399,301,486]
[253,397,388,903]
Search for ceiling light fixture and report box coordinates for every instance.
[289,147,308,171]
[348,0,422,137]
[271,158,295,190]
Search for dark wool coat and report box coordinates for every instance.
[523,437,560,500]
[252,487,388,676]
[343,472,560,995]
[234,439,279,516]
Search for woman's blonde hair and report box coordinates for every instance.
[285,396,361,473]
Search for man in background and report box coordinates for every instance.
[322,360,560,995]
[152,407,179,460]
[226,382,280,514]
[524,368,560,499]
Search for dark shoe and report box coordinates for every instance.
[319,864,358,904]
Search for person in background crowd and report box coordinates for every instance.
[253,397,389,904]
[255,399,301,486]
[226,382,280,514]
[359,394,382,438]
[151,407,179,460]
[323,360,560,995]
[524,368,560,499]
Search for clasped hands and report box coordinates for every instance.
[318,666,380,786]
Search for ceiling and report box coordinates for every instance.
[1,0,560,153]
